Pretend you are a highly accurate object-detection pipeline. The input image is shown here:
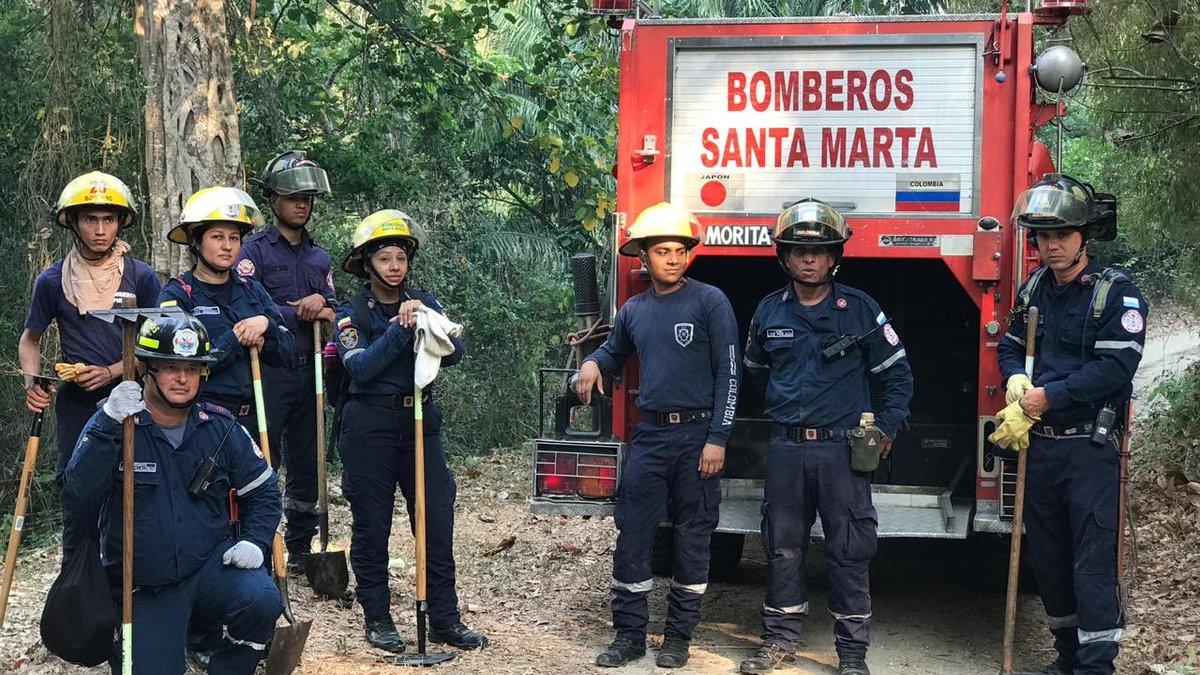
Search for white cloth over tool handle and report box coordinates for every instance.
[413,306,462,390]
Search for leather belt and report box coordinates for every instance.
[780,426,848,443]
[1031,422,1094,438]
[644,409,711,426]
[352,393,432,409]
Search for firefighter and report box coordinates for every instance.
[158,187,295,436]
[991,175,1145,675]
[575,201,739,669]
[739,199,913,675]
[237,151,335,572]
[63,313,283,675]
[332,210,486,653]
[19,171,161,561]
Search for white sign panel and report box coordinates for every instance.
[668,40,979,217]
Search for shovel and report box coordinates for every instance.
[1001,306,1038,675]
[305,323,349,599]
[249,346,311,674]
[395,382,455,668]
[0,376,51,628]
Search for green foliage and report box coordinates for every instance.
[1139,363,1200,481]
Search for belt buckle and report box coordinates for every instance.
[804,428,818,441]
[668,412,681,424]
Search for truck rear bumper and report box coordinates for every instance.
[528,480,973,539]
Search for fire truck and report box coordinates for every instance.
[531,1,1096,577]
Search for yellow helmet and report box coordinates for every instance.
[54,171,136,229]
[618,202,701,256]
[169,187,264,245]
[342,209,424,278]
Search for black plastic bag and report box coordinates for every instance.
[40,536,115,667]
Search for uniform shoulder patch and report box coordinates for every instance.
[236,258,256,278]
[339,327,360,349]
[884,324,900,346]
[1121,309,1144,334]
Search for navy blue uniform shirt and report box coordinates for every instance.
[236,227,336,367]
[585,279,740,447]
[158,271,294,403]
[998,260,1148,426]
[25,257,161,365]
[65,402,280,588]
[743,282,913,437]
[334,285,464,395]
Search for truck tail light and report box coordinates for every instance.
[533,440,623,501]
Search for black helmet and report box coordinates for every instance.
[250,150,330,197]
[773,198,852,246]
[135,312,219,364]
[1012,173,1117,241]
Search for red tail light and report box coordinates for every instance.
[533,440,623,500]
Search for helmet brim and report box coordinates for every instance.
[135,348,220,365]
[342,235,419,278]
[618,235,700,257]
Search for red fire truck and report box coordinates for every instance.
[532,2,1094,576]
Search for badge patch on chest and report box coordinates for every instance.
[192,305,220,316]
[118,462,157,473]
[1121,309,1144,334]
[339,327,360,349]
[766,328,794,339]
[884,324,900,346]
[674,323,694,348]
[236,258,255,278]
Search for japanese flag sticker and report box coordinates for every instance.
[883,324,900,346]
[1121,309,1144,334]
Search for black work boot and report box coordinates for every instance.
[739,643,794,674]
[286,544,309,578]
[1015,659,1074,675]
[656,634,690,668]
[364,616,406,653]
[595,635,646,667]
[838,655,871,675]
[429,622,489,650]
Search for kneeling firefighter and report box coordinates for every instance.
[332,210,487,653]
[739,199,913,675]
[991,174,1146,675]
[63,313,283,674]
[575,201,739,669]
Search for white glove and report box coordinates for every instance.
[222,541,264,570]
[103,380,146,422]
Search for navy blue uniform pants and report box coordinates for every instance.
[262,364,319,556]
[110,543,282,675]
[1025,433,1123,675]
[57,383,112,563]
[612,420,719,643]
[339,399,460,626]
[760,438,876,659]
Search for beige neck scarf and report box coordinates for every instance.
[62,239,132,314]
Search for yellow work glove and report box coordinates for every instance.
[1005,374,1034,405]
[988,399,1038,452]
[54,362,85,382]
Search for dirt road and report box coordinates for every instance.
[1,311,1196,674]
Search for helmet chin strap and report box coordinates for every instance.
[365,256,404,292]
[70,222,116,262]
[191,245,231,276]
[776,245,840,288]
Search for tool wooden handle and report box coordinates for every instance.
[118,295,136,675]
[1003,305,1037,674]
[414,388,427,601]
[0,413,43,628]
[1024,306,1039,376]
[314,326,329,552]
[248,347,288,581]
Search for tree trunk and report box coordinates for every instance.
[138,0,243,277]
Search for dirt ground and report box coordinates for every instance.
[1,312,1198,674]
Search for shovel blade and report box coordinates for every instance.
[262,619,312,675]
[305,551,350,600]
[395,650,456,667]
